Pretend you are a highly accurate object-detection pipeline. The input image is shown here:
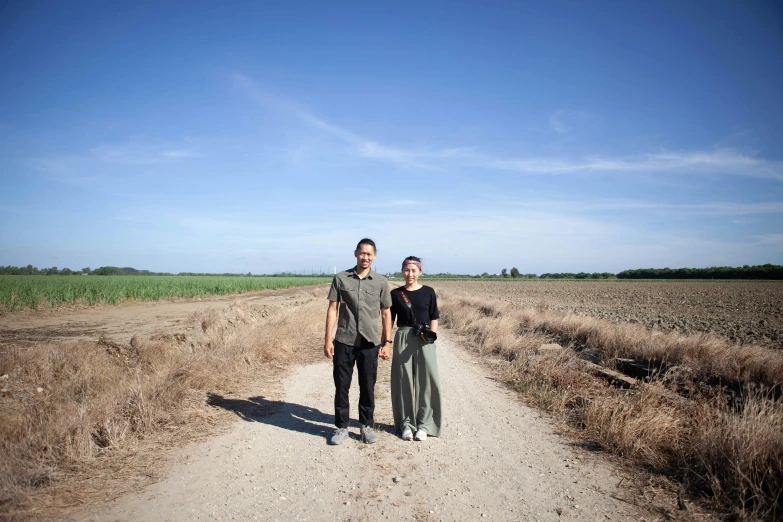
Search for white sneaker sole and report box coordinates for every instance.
[414,430,427,441]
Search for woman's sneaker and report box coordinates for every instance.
[401,428,413,441]
[329,428,349,445]
[414,428,427,441]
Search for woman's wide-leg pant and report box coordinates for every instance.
[391,326,442,437]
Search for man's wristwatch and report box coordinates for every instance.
[382,340,392,345]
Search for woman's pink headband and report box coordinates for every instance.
[402,259,423,271]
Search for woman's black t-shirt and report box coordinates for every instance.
[390,286,440,328]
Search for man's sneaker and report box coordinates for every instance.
[414,428,427,441]
[401,428,413,441]
[361,425,377,444]
[329,428,349,445]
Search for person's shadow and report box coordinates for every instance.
[206,393,396,442]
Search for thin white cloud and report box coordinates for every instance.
[162,149,201,158]
[483,150,783,179]
[753,234,783,246]
[549,110,571,134]
[232,74,362,144]
[32,141,200,179]
[387,200,418,207]
[522,199,783,215]
[90,141,201,164]
[234,73,435,170]
[686,202,783,215]
[355,199,421,208]
[356,142,436,170]
[29,139,202,189]
[548,109,592,135]
[233,74,783,181]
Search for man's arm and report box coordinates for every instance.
[379,306,392,360]
[324,301,338,359]
[379,281,393,359]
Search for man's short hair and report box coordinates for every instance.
[356,238,376,252]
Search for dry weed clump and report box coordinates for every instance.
[689,391,783,521]
[439,291,783,521]
[582,388,690,471]
[0,294,324,517]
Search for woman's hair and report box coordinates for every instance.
[356,238,376,252]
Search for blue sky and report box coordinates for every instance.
[1,1,782,275]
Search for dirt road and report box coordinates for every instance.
[74,333,653,522]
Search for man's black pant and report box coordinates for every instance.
[333,339,379,428]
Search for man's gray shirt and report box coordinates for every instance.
[328,268,392,346]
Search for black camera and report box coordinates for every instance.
[413,324,437,343]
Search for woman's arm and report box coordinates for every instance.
[429,319,438,333]
[428,287,440,333]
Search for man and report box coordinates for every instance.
[324,238,393,445]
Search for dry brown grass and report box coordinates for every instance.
[0,291,325,519]
[439,291,783,521]
[443,293,783,389]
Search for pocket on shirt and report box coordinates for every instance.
[361,287,377,302]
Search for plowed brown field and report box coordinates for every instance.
[427,280,783,349]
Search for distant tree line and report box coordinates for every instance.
[0,265,93,275]
[0,265,331,277]
[0,265,155,276]
[616,264,783,280]
[3,263,782,280]
[409,264,783,280]
[397,272,489,279]
[495,268,614,279]
[538,272,615,279]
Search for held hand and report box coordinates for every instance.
[379,345,391,360]
[324,340,334,359]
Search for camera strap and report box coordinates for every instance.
[397,289,420,329]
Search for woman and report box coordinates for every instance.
[390,256,441,441]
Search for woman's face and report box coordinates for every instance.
[402,263,421,285]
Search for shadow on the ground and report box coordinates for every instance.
[564,440,604,453]
[206,393,396,442]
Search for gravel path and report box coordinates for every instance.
[78,333,652,522]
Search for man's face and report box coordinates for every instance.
[354,244,376,270]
